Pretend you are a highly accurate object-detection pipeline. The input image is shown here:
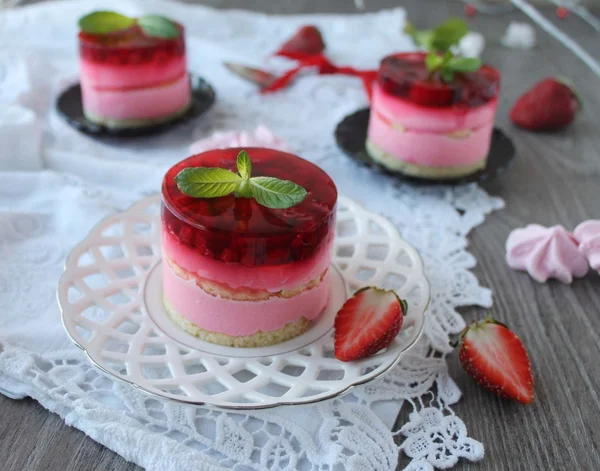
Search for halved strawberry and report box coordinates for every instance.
[334,287,407,362]
[457,318,534,404]
[276,25,326,60]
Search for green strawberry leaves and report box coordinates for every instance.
[175,150,308,210]
[556,76,584,111]
[78,11,179,39]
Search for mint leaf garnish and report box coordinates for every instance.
[446,57,482,73]
[175,167,242,198]
[138,15,179,39]
[441,68,455,83]
[406,17,469,53]
[247,177,307,209]
[175,150,308,209]
[426,51,481,83]
[78,11,135,34]
[425,53,444,72]
[237,150,252,180]
[404,22,434,51]
[432,18,469,52]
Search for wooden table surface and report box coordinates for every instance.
[3,1,600,470]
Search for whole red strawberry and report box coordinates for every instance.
[510,77,582,131]
[334,287,407,362]
[276,25,326,60]
[457,318,534,404]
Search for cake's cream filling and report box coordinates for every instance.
[81,73,191,127]
[162,260,330,337]
[164,297,310,348]
[373,109,487,139]
[366,139,486,178]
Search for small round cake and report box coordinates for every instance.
[161,148,338,347]
[79,20,191,128]
[366,52,500,179]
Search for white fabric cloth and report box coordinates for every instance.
[0,1,503,469]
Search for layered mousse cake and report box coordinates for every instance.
[78,13,192,128]
[366,52,500,179]
[161,148,338,347]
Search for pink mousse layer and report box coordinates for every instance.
[162,226,334,292]
[368,82,497,167]
[163,261,330,336]
[81,73,190,120]
[80,57,186,89]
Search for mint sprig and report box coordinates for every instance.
[405,17,469,53]
[137,15,180,39]
[426,51,481,83]
[175,150,308,210]
[78,11,179,39]
[405,17,481,83]
[78,11,135,34]
[236,150,252,180]
[175,167,242,198]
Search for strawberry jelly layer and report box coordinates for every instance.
[81,73,190,120]
[368,82,497,167]
[162,225,334,292]
[162,149,338,274]
[163,260,330,336]
[80,56,186,89]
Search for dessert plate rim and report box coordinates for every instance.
[58,195,430,409]
[335,107,516,185]
[55,73,216,138]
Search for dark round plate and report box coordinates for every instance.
[335,108,516,185]
[56,73,216,138]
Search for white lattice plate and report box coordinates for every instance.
[58,196,430,409]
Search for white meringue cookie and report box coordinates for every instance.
[455,32,486,58]
[501,22,536,50]
[506,224,589,284]
[574,220,600,271]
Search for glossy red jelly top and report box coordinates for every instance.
[378,52,500,108]
[79,24,185,65]
[162,148,338,267]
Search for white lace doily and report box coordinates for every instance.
[0,1,503,469]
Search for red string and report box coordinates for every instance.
[262,53,377,101]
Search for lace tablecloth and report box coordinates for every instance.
[0,1,504,469]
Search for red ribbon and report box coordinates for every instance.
[261,53,377,100]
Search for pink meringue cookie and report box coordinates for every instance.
[506,224,589,284]
[574,220,600,271]
[189,126,289,154]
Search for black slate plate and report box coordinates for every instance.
[56,74,216,138]
[335,108,516,185]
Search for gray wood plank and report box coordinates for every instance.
[3,1,600,470]
[393,2,600,470]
